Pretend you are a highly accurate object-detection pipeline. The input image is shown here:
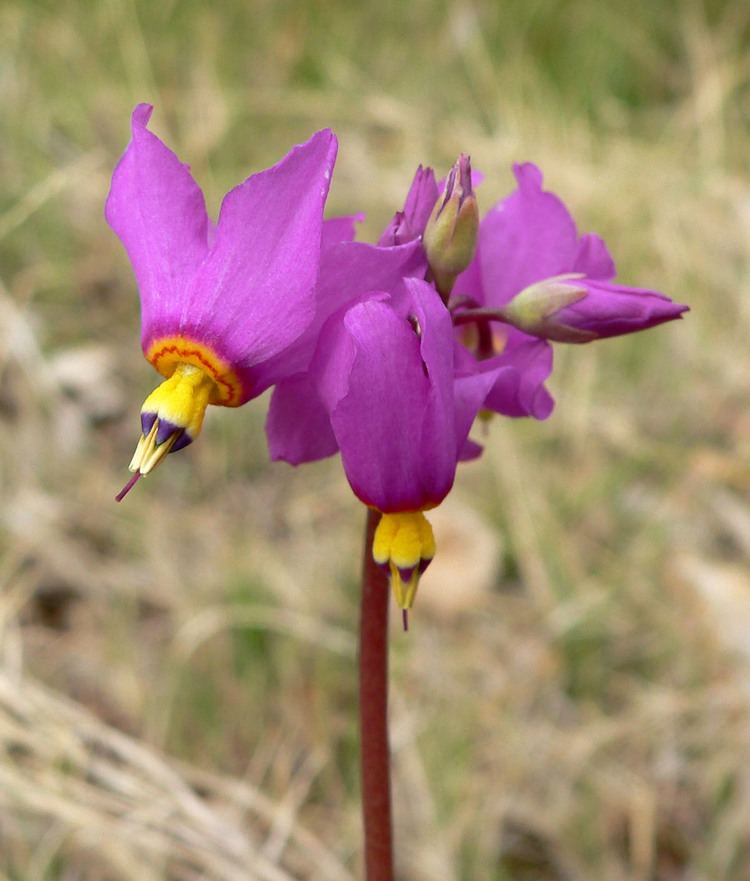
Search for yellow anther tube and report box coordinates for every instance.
[372,511,436,610]
[129,363,216,475]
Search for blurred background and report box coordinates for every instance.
[0,0,748,878]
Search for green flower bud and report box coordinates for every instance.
[500,274,596,342]
[423,154,478,300]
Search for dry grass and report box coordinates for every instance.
[1,0,750,878]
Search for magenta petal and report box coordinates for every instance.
[573,233,616,280]
[556,280,689,338]
[378,165,439,246]
[451,248,486,307]
[105,104,210,343]
[322,213,365,249]
[315,280,457,512]
[477,162,579,307]
[480,332,555,419]
[402,166,439,237]
[458,438,485,461]
[451,328,552,448]
[453,365,503,450]
[266,374,338,464]
[319,298,428,510]
[317,240,425,319]
[261,239,425,383]
[159,129,338,388]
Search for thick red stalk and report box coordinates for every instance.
[359,508,395,881]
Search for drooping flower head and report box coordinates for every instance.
[106,104,337,498]
[268,272,500,621]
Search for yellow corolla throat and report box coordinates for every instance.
[117,338,245,501]
[145,336,243,406]
[372,511,436,624]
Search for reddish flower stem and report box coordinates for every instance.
[359,508,395,881]
[451,306,509,325]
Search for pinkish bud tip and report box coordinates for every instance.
[437,154,472,217]
[115,470,142,503]
[456,153,472,207]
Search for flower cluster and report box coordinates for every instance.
[109,105,687,619]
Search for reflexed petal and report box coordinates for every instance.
[318,299,428,510]
[161,129,338,395]
[477,162,579,307]
[573,233,616,280]
[317,240,425,325]
[322,213,365,249]
[378,165,439,245]
[458,438,485,461]
[266,374,338,464]
[480,331,555,419]
[105,104,210,342]
[402,166,439,237]
[260,239,425,382]
[314,279,457,512]
[451,245,486,307]
[453,366,504,448]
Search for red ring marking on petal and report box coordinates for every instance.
[145,336,246,406]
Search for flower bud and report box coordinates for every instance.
[423,154,479,299]
[500,275,594,343]
[501,274,688,343]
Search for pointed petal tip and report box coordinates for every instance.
[131,103,154,129]
[512,161,544,191]
[656,299,689,324]
[305,127,339,165]
[314,126,337,145]
[240,126,338,203]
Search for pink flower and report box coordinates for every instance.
[106,104,337,494]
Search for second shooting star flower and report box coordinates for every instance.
[106,104,337,499]
[268,277,499,623]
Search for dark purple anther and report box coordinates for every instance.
[170,429,192,452]
[397,565,416,584]
[155,418,180,446]
[140,411,157,436]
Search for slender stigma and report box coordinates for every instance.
[372,511,436,622]
[117,363,216,500]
